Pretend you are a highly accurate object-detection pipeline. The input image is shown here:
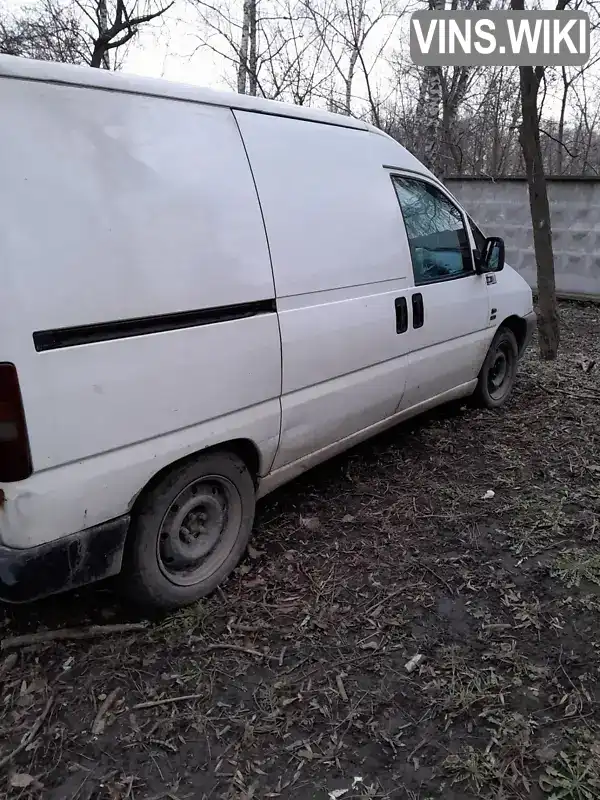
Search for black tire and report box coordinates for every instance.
[122,451,256,612]
[473,326,519,409]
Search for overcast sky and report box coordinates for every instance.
[114,0,402,109]
[123,7,229,87]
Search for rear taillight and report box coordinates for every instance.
[0,363,32,482]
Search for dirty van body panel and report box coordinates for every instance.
[0,516,129,603]
[0,401,280,552]
[256,381,477,498]
[520,309,537,356]
[234,110,415,470]
[0,76,281,554]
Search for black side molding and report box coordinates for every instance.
[33,298,277,352]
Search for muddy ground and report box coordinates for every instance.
[1,301,600,800]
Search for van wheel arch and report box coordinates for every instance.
[128,438,262,519]
[498,315,528,358]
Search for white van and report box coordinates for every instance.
[0,55,536,610]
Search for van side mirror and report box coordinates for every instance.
[478,236,505,274]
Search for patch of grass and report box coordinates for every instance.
[443,711,537,798]
[446,738,600,800]
[550,549,600,589]
[539,748,600,799]
[424,646,513,729]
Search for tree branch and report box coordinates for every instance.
[539,126,579,159]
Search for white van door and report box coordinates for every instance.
[387,172,492,410]
[234,113,415,469]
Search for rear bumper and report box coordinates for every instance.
[0,516,129,603]
[520,310,537,358]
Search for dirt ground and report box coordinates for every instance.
[1,300,600,800]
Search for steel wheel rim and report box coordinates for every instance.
[487,342,513,401]
[156,475,242,587]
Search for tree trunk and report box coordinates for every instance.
[422,66,442,171]
[417,72,428,115]
[248,0,257,96]
[557,67,569,174]
[343,47,359,116]
[420,0,445,170]
[90,42,104,67]
[441,67,470,177]
[490,77,501,175]
[96,0,110,69]
[237,0,252,94]
[519,65,559,360]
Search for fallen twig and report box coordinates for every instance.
[133,693,206,710]
[407,737,428,763]
[336,673,349,702]
[365,587,405,616]
[92,687,121,735]
[538,383,600,403]
[192,642,276,660]
[419,562,455,597]
[0,694,54,769]
[1,623,148,651]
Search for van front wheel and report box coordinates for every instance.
[123,451,256,611]
[473,327,519,409]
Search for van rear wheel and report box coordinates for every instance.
[123,451,256,611]
[473,327,519,409]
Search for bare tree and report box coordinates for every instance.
[259,0,338,103]
[304,0,400,117]
[1,0,174,69]
[570,71,600,174]
[1,0,88,63]
[190,0,267,95]
[191,0,355,102]
[414,0,492,176]
[81,0,174,68]
[536,24,600,173]
[509,0,567,360]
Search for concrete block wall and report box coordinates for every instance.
[445,178,600,300]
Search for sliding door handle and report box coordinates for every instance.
[395,297,408,334]
[412,293,424,328]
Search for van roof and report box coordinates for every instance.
[0,53,375,133]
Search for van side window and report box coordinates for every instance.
[392,176,474,286]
